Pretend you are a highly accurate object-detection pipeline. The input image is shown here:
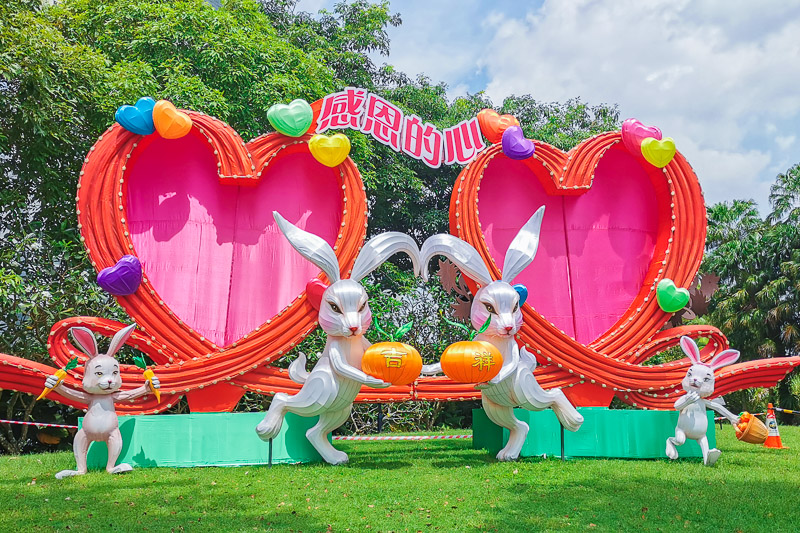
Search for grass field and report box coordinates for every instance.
[1,425,798,532]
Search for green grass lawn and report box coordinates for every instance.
[1,425,798,532]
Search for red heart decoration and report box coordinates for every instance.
[306,279,329,311]
[477,109,520,144]
[450,134,707,404]
[76,112,367,411]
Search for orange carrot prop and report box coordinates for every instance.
[36,357,79,401]
[133,355,160,402]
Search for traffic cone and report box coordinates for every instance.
[764,403,788,449]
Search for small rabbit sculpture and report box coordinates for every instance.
[421,206,583,461]
[256,212,420,465]
[44,324,159,478]
[666,336,740,466]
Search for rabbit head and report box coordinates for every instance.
[421,206,544,338]
[679,336,740,398]
[70,324,136,395]
[273,212,420,338]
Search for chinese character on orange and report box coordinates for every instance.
[382,347,406,368]
[402,115,443,168]
[316,87,368,133]
[444,117,486,165]
[361,94,403,151]
[472,352,496,371]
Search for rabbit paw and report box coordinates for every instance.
[55,469,84,479]
[364,376,390,389]
[474,383,490,390]
[704,449,722,467]
[256,415,283,441]
[665,440,679,460]
[110,463,133,474]
[150,376,160,389]
[496,448,520,462]
[45,375,60,389]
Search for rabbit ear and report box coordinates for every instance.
[501,206,545,283]
[350,232,420,282]
[679,336,702,364]
[106,324,136,358]
[70,327,98,359]
[420,234,492,286]
[273,211,341,283]
[710,349,740,370]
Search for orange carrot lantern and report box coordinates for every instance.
[440,317,503,383]
[362,321,422,386]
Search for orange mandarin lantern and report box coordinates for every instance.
[362,321,422,386]
[439,316,503,383]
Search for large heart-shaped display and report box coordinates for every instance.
[451,134,707,404]
[76,112,367,411]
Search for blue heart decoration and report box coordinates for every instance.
[114,97,156,135]
[513,284,528,308]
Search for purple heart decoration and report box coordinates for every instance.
[97,255,143,296]
[621,118,662,156]
[501,126,535,160]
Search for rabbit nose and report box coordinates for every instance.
[504,326,514,333]
[349,326,359,334]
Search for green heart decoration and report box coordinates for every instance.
[656,279,690,313]
[267,99,313,137]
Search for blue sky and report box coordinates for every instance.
[299,0,800,213]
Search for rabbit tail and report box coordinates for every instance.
[288,353,310,385]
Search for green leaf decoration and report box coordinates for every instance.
[64,357,79,371]
[372,318,390,340]
[394,321,413,340]
[440,311,472,337]
[470,316,492,340]
[133,355,147,370]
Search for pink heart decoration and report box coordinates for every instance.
[125,134,343,347]
[621,118,662,156]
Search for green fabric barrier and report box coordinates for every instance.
[473,408,716,459]
[83,412,325,469]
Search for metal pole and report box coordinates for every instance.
[268,438,273,468]
[560,424,565,462]
[377,403,384,434]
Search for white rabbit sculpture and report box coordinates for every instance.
[666,336,740,466]
[44,324,160,479]
[256,212,420,465]
[420,206,583,461]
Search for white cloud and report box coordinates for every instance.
[375,0,800,213]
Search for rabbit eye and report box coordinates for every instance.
[358,301,367,312]
[328,302,341,313]
[95,372,103,377]
[687,370,692,376]
[113,371,119,376]
[484,303,496,314]
[704,376,711,382]
[513,303,519,313]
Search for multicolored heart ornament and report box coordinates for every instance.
[267,99,314,137]
[641,137,676,168]
[656,279,690,313]
[308,133,351,167]
[153,100,193,139]
[97,255,142,296]
[501,126,535,160]
[114,97,156,135]
[621,118,662,155]
[477,109,520,144]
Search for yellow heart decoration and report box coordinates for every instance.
[640,137,676,168]
[308,133,351,167]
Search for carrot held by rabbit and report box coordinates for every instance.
[133,355,160,403]
[43,323,160,478]
[36,357,79,401]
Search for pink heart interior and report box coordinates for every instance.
[126,134,342,347]
[478,146,659,344]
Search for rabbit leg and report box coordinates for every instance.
[666,428,686,460]
[256,374,334,442]
[483,396,529,461]
[106,428,133,474]
[56,429,90,479]
[256,392,291,441]
[306,407,352,465]
[698,436,721,466]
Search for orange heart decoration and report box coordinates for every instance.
[477,109,520,144]
[153,100,193,139]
